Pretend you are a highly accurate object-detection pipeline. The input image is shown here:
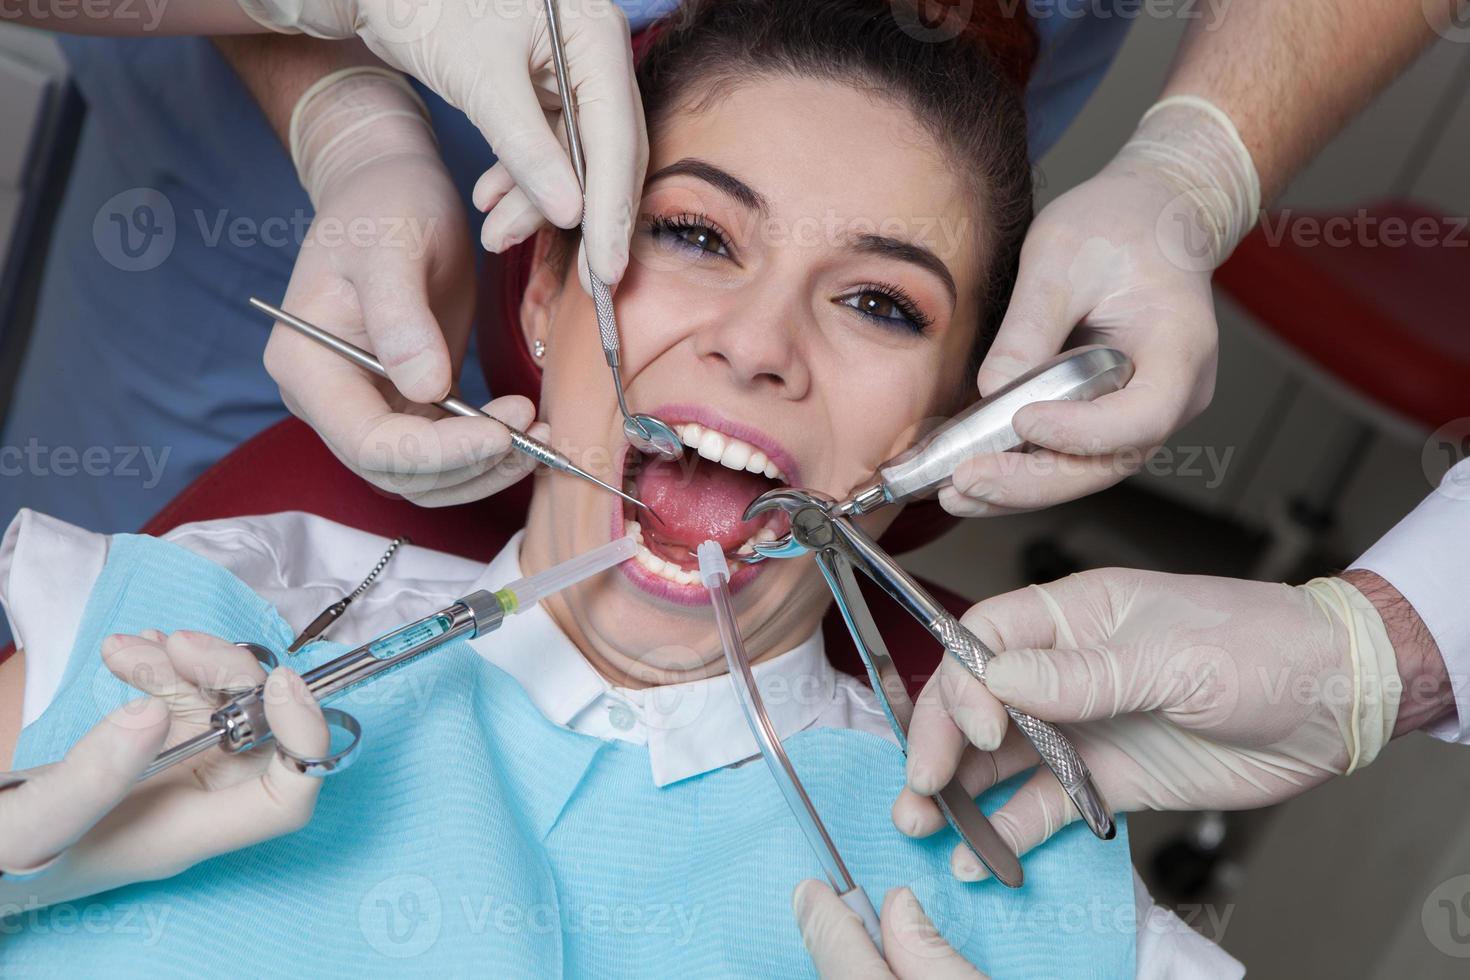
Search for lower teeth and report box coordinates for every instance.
[622,519,772,587]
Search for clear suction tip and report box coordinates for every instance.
[697,539,730,588]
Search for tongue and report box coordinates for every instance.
[635,456,773,550]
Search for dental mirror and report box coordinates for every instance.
[624,415,683,461]
[544,0,684,463]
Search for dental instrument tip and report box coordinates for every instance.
[585,473,659,518]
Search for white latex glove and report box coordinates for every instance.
[0,631,327,910]
[793,880,988,980]
[895,569,1401,880]
[943,96,1260,517]
[238,0,646,287]
[263,67,546,506]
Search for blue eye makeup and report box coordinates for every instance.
[835,282,933,334]
[646,211,732,258]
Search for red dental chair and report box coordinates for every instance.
[5,242,971,696]
[1213,198,1470,581]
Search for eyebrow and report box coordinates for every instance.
[646,157,958,306]
[846,234,958,306]
[646,157,770,214]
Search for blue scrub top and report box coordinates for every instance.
[0,1,1132,618]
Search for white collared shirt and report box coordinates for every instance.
[0,508,1240,978]
[0,510,891,786]
[1355,458,1470,743]
[461,527,890,786]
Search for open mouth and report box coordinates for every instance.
[614,409,794,598]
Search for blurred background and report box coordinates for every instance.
[2,8,1469,975]
[908,10,1470,977]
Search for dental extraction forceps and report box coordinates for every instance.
[697,542,883,949]
[541,0,683,462]
[249,298,660,520]
[745,491,1027,886]
[745,347,1134,878]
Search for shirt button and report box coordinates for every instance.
[608,703,635,732]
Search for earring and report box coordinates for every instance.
[532,338,546,359]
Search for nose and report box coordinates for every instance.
[691,286,811,398]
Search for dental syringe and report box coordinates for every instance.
[137,536,638,781]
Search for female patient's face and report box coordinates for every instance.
[520,75,986,686]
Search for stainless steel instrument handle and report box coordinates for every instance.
[818,553,1024,888]
[542,0,621,359]
[821,512,1115,840]
[863,345,1132,510]
[591,274,621,358]
[931,615,1115,840]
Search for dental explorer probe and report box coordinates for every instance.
[137,535,638,782]
[541,0,684,463]
[249,298,662,521]
[697,541,884,952]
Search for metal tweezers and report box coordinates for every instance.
[747,488,1117,887]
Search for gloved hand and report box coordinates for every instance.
[237,0,645,287]
[0,631,327,910]
[942,96,1259,517]
[793,880,987,979]
[895,569,1402,879]
[263,67,546,505]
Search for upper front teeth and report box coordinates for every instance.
[677,423,784,481]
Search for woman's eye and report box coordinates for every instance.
[648,214,731,258]
[837,287,931,334]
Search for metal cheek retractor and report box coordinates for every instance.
[747,487,1118,866]
[542,0,683,463]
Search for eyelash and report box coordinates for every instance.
[642,210,934,334]
[645,211,734,259]
[841,280,934,334]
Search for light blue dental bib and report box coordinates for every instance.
[4,535,1135,977]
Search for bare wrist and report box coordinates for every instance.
[1340,569,1453,737]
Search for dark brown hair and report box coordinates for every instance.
[562,0,1036,381]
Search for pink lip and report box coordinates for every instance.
[605,410,787,606]
[648,403,801,487]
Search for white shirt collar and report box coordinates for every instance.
[466,532,836,787]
